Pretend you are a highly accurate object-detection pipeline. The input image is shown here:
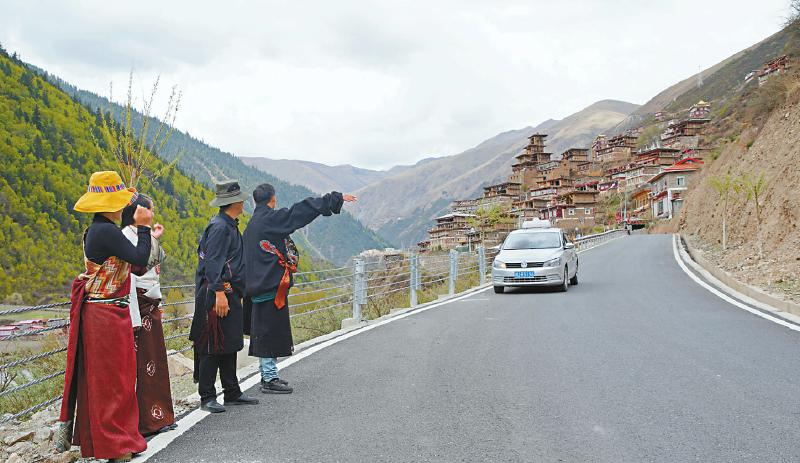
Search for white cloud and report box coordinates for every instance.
[1,0,791,169]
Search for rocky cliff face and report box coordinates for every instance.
[679,85,800,303]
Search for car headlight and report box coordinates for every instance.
[544,256,561,267]
[493,260,506,269]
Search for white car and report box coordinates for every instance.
[491,220,578,293]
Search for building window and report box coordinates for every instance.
[676,176,685,187]
[568,208,575,216]
[584,207,592,215]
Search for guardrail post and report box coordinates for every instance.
[449,249,457,295]
[352,258,365,321]
[409,253,419,307]
[478,246,486,285]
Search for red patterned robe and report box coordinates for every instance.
[133,289,175,434]
[60,256,147,459]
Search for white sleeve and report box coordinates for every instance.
[122,227,142,327]
[129,274,142,328]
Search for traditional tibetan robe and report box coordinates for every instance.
[59,215,150,459]
[243,192,343,358]
[123,226,175,435]
[189,212,246,358]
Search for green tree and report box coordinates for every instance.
[734,171,769,258]
[709,173,735,251]
[468,205,508,245]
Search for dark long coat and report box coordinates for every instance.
[190,212,246,354]
[243,192,343,358]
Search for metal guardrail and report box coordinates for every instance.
[0,230,623,423]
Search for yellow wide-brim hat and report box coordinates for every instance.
[74,171,138,213]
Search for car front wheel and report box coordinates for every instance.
[570,263,579,285]
[559,266,568,292]
[493,285,505,294]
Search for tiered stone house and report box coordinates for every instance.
[745,55,790,86]
[424,212,477,251]
[542,189,600,230]
[593,131,638,163]
[660,101,711,151]
[648,157,704,219]
[634,146,680,166]
[450,198,478,214]
[510,134,553,188]
[478,181,521,210]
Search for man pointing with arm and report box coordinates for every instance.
[243,183,357,394]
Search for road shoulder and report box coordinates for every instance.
[673,233,800,329]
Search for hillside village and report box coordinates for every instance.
[418,54,792,252]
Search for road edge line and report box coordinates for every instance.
[671,233,800,332]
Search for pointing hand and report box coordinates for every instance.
[151,223,165,239]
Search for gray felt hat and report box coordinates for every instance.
[209,180,247,207]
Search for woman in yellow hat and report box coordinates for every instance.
[56,171,154,462]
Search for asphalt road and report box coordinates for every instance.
[151,234,800,462]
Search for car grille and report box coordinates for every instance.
[504,276,549,283]
[505,262,545,269]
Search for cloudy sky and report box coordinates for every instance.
[1,0,791,169]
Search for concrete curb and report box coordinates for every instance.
[678,234,800,319]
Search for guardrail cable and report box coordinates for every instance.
[163,331,190,342]
[290,298,353,319]
[0,395,62,425]
[0,369,66,399]
[3,322,70,341]
[290,292,352,309]
[161,314,194,324]
[290,282,353,297]
[0,346,67,371]
[0,301,71,317]
[160,299,194,308]
[293,273,354,287]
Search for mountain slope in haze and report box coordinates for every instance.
[241,156,434,194]
[39,72,390,262]
[241,158,390,194]
[351,99,639,247]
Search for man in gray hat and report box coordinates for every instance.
[189,180,259,413]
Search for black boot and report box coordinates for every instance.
[225,393,260,405]
[261,378,293,394]
[201,399,226,413]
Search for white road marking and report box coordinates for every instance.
[671,234,800,333]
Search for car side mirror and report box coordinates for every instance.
[564,243,575,249]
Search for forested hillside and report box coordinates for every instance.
[29,71,391,261]
[0,49,324,303]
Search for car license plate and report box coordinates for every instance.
[514,271,535,278]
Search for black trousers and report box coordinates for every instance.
[197,352,242,404]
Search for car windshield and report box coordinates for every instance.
[502,232,561,250]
